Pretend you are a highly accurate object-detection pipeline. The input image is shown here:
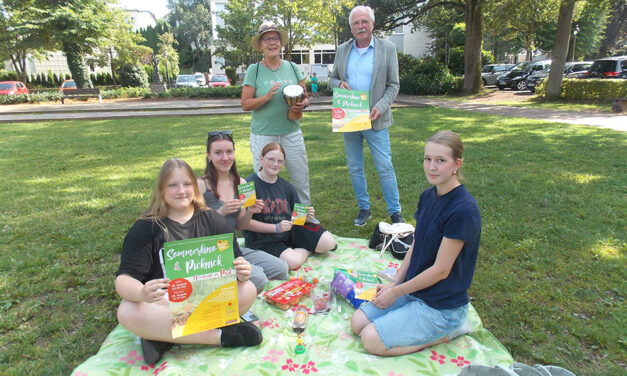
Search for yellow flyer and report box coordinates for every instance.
[237,181,256,208]
[160,233,239,338]
[291,203,309,225]
[332,88,372,132]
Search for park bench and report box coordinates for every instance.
[61,88,102,104]
[611,98,627,113]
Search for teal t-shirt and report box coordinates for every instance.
[243,60,304,135]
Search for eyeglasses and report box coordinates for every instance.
[261,36,281,43]
[265,157,284,165]
[208,130,232,137]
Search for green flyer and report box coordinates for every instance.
[160,233,239,338]
[332,88,372,132]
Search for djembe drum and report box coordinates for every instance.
[283,84,304,120]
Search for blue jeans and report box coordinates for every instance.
[343,128,401,215]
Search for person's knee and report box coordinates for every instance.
[117,301,140,328]
[351,309,369,335]
[361,325,387,356]
[315,232,336,253]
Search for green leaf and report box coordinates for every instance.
[345,360,359,372]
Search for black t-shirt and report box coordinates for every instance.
[242,173,300,248]
[116,209,242,283]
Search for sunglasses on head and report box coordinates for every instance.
[208,130,232,137]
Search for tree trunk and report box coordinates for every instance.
[62,42,92,89]
[546,0,576,99]
[463,0,483,94]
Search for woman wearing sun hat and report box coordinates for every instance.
[241,21,315,215]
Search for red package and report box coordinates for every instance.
[264,279,314,310]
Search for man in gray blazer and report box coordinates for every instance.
[330,5,403,226]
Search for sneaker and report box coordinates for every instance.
[220,322,262,347]
[390,212,405,224]
[354,209,371,227]
[141,338,173,365]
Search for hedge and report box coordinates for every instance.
[536,78,627,100]
[0,91,62,105]
[157,86,242,99]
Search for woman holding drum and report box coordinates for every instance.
[241,21,315,220]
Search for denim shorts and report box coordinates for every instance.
[360,295,468,349]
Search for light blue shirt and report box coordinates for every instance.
[346,37,375,91]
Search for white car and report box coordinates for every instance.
[194,72,207,86]
[175,75,199,88]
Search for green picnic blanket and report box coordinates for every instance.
[72,237,513,376]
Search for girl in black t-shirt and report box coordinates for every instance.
[241,142,336,270]
[115,159,262,365]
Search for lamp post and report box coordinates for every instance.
[572,25,579,62]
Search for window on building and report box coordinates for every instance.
[314,50,335,64]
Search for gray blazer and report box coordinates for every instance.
[330,36,400,131]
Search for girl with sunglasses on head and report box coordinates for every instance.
[241,142,337,270]
[115,159,262,366]
[351,131,481,356]
[198,131,289,292]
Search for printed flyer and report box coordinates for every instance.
[291,203,309,225]
[237,181,256,208]
[332,88,371,132]
[160,233,239,338]
[335,268,380,301]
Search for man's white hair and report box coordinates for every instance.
[349,5,375,24]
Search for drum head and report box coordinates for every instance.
[283,84,304,97]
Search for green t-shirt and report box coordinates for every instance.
[243,60,304,135]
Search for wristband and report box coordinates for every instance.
[275,223,279,234]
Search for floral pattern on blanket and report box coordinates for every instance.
[73,237,513,376]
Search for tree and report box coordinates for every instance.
[32,0,118,89]
[214,0,263,72]
[546,0,578,98]
[157,32,180,84]
[598,0,626,56]
[167,0,213,71]
[259,0,323,59]
[88,9,152,87]
[316,0,356,48]
[365,0,489,93]
[0,0,52,81]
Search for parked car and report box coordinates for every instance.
[496,60,551,91]
[526,62,594,92]
[194,72,206,86]
[564,61,593,78]
[0,81,29,95]
[586,56,627,78]
[481,64,515,86]
[208,74,231,87]
[175,74,200,88]
[59,79,77,92]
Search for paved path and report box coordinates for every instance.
[1,95,624,131]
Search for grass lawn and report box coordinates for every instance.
[0,107,625,375]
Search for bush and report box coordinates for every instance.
[305,81,332,96]
[0,91,62,105]
[101,87,153,99]
[117,65,149,88]
[225,67,237,86]
[536,78,627,100]
[157,86,242,99]
[399,56,462,95]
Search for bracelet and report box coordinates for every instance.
[275,223,279,234]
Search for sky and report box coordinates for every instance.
[116,0,169,20]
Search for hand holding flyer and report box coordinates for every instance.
[237,181,256,208]
[291,203,309,225]
[332,88,372,132]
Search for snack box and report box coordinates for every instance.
[264,279,314,310]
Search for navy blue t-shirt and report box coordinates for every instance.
[405,185,481,309]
